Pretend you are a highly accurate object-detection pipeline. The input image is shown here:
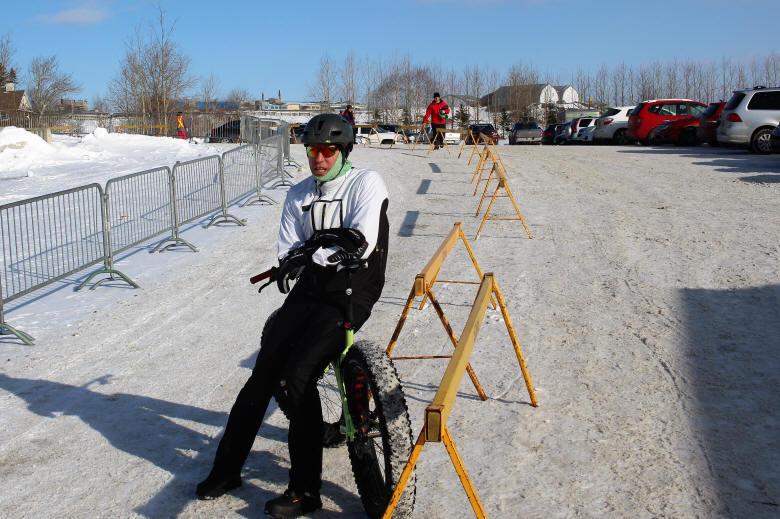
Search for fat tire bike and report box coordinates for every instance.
[251,262,416,518]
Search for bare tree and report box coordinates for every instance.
[26,56,80,115]
[310,55,336,112]
[92,94,110,112]
[200,73,220,111]
[226,87,250,109]
[0,33,15,84]
[340,52,358,104]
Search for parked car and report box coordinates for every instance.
[717,86,780,154]
[541,124,558,145]
[554,122,572,144]
[648,116,701,146]
[465,123,499,144]
[208,120,241,143]
[508,121,543,144]
[593,106,635,144]
[577,125,597,143]
[696,101,726,146]
[568,117,596,143]
[627,99,707,144]
[354,126,397,145]
[771,123,780,153]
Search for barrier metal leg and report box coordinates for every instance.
[151,235,198,253]
[206,211,246,227]
[442,427,488,519]
[77,267,139,291]
[0,323,34,345]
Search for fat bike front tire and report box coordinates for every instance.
[343,340,416,518]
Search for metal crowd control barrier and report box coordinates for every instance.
[79,167,171,290]
[152,155,244,253]
[0,185,117,344]
[384,273,529,518]
[222,144,273,206]
[1,123,288,344]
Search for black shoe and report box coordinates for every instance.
[196,473,242,500]
[264,489,322,518]
[322,421,346,448]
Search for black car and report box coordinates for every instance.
[465,123,499,144]
[771,123,780,153]
[208,120,241,143]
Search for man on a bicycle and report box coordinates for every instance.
[196,113,390,518]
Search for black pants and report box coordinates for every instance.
[208,296,370,494]
[431,123,446,146]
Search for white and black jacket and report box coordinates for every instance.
[277,167,390,308]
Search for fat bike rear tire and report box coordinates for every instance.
[343,340,416,518]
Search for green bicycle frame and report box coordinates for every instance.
[333,327,358,442]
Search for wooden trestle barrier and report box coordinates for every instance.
[426,127,468,157]
[382,273,538,518]
[468,135,533,241]
[386,222,538,404]
[458,128,481,159]
[409,122,429,152]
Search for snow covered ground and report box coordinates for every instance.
[1,132,779,518]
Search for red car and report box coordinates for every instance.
[627,99,707,143]
[696,101,726,146]
[648,117,701,146]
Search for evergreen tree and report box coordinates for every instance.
[7,68,15,83]
[456,103,470,127]
[544,103,558,125]
[402,107,411,126]
[499,109,510,132]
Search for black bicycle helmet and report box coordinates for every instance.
[302,113,354,158]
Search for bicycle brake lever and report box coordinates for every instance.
[257,278,274,293]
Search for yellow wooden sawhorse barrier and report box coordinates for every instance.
[386,222,537,402]
[382,273,538,518]
[409,122,430,152]
[458,128,481,159]
[426,127,468,157]
[473,160,533,241]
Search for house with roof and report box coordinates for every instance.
[480,83,584,123]
[0,83,32,116]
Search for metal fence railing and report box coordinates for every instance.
[1,118,289,345]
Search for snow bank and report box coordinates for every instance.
[0,129,231,204]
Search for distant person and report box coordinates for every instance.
[340,104,357,143]
[423,92,450,149]
[176,112,188,140]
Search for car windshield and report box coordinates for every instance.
[513,123,525,130]
[724,92,746,110]
[602,108,621,117]
[527,122,540,129]
[701,103,721,118]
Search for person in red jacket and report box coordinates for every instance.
[422,92,450,149]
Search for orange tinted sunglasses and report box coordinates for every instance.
[306,145,339,158]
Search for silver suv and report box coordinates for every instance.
[718,86,780,154]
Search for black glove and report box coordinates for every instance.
[310,228,369,264]
[276,247,309,294]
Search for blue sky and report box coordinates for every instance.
[2,0,778,102]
